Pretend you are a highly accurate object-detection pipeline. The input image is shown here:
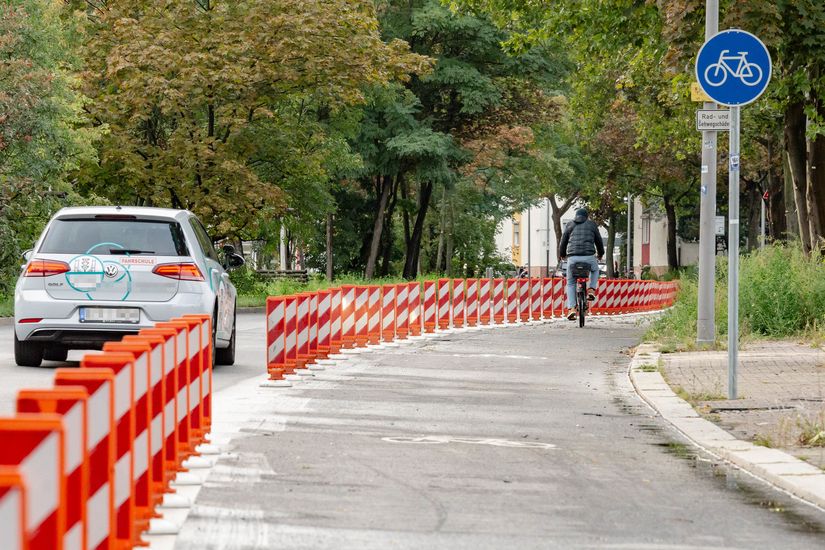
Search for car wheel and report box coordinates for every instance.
[215,311,236,366]
[15,333,44,367]
[43,347,69,362]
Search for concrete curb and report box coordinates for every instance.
[628,343,825,512]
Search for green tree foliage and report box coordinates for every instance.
[77,0,428,238]
[0,0,98,293]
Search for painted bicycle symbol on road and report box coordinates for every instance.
[704,50,764,87]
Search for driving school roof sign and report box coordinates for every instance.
[695,29,772,107]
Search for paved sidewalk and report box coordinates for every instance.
[660,342,825,470]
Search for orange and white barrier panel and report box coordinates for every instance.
[0,316,214,549]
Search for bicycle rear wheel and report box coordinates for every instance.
[577,282,586,328]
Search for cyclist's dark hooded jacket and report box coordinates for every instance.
[559,209,605,258]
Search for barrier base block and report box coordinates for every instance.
[172,472,205,486]
[161,493,193,509]
[284,374,303,381]
[316,359,338,366]
[295,369,315,377]
[308,364,325,371]
[327,354,350,360]
[147,518,182,535]
[382,342,400,347]
[341,348,364,355]
[195,443,223,455]
[261,379,293,388]
[183,456,215,469]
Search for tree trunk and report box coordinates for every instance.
[807,132,825,251]
[379,177,400,277]
[402,181,434,279]
[766,140,786,241]
[549,193,578,262]
[745,180,761,252]
[435,187,447,274]
[400,174,411,250]
[445,199,454,277]
[783,152,799,239]
[605,213,616,278]
[785,100,811,253]
[325,212,334,281]
[365,175,393,279]
[663,196,679,270]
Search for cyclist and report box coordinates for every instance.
[558,208,604,321]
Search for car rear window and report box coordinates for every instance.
[39,218,189,256]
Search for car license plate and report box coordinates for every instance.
[79,307,140,324]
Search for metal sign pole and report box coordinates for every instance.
[760,195,766,249]
[728,106,741,399]
[697,0,718,346]
[626,195,632,277]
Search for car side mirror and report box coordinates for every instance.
[227,253,245,270]
[22,249,33,262]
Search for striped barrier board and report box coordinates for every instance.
[0,415,65,550]
[518,278,530,322]
[81,353,138,548]
[437,279,451,330]
[506,278,518,323]
[355,287,369,347]
[408,282,422,337]
[478,278,491,325]
[423,281,437,333]
[541,278,554,319]
[16,389,88,550]
[395,283,409,339]
[530,278,542,321]
[492,278,505,324]
[381,284,396,342]
[317,290,332,359]
[452,279,465,329]
[0,469,26,550]
[465,278,478,327]
[266,297,286,380]
[367,286,382,345]
[340,286,356,349]
[329,288,343,354]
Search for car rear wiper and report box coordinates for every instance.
[109,249,155,255]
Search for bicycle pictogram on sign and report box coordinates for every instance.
[704,50,764,87]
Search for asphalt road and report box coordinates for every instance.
[169,316,825,549]
[0,312,264,416]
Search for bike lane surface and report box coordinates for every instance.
[176,317,825,549]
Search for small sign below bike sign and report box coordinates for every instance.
[696,109,730,131]
[695,29,772,107]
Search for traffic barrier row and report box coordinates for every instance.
[0,315,213,550]
[266,279,679,376]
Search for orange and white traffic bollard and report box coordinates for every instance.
[53,368,116,550]
[0,468,27,550]
[478,278,492,326]
[340,285,356,349]
[492,278,505,325]
[408,282,422,336]
[265,297,287,380]
[452,278,465,329]
[552,277,565,317]
[355,286,370,347]
[541,278,554,320]
[316,290,332,359]
[16,388,88,550]
[423,281,437,333]
[518,278,530,322]
[155,321,194,463]
[81,352,140,549]
[381,284,396,343]
[465,278,478,327]
[328,288,343,355]
[395,283,409,339]
[367,286,382,344]
[0,415,65,550]
[530,278,542,322]
[295,294,312,368]
[506,278,519,323]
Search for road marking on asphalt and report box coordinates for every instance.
[381,435,556,449]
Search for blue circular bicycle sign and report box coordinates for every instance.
[695,29,772,107]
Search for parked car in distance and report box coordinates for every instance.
[14,206,244,367]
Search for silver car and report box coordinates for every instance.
[14,206,242,367]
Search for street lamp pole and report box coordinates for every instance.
[626,195,632,277]
[697,0,719,346]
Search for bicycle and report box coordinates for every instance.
[570,261,592,328]
[704,49,763,87]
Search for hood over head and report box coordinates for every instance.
[574,208,589,223]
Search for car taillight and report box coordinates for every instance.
[152,263,205,281]
[25,259,70,277]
